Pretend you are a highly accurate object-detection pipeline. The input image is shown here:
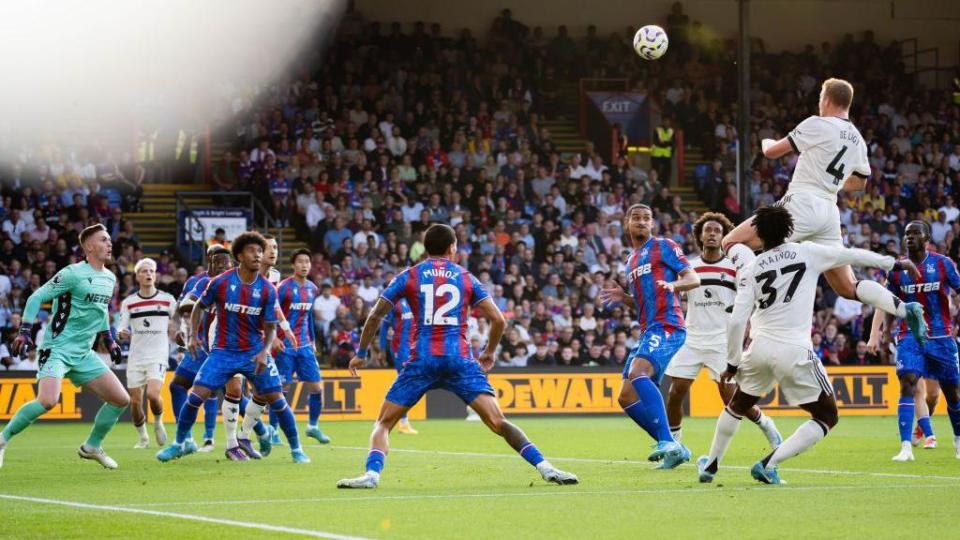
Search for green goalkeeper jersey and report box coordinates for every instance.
[23,262,117,358]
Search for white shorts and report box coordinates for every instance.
[779,191,843,247]
[736,335,833,405]
[665,343,726,381]
[126,362,167,388]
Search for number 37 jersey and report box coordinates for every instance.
[733,242,894,348]
[381,257,490,362]
[786,115,870,200]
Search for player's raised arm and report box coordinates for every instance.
[349,297,395,376]
[760,137,795,159]
[474,297,507,372]
[725,271,757,375]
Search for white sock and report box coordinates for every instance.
[766,420,828,467]
[856,280,907,318]
[222,398,240,448]
[153,416,164,429]
[706,409,742,472]
[670,426,682,443]
[136,422,148,440]
[240,399,266,439]
[0,433,7,447]
[535,460,554,473]
[726,243,756,281]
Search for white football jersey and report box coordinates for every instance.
[118,290,177,365]
[683,255,737,348]
[786,116,870,200]
[267,267,281,286]
[728,242,894,361]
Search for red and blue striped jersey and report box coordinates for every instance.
[277,277,317,346]
[381,258,489,361]
[180,274,203,303]
[625,236,690,333]
[198,268,279,353]
[381,298,413,362]
[187,273,217,351]
[886,251,960,340]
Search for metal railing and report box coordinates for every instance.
[175,191,280,266]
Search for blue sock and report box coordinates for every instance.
[271,398,300,451]
[897,397,915,442]
[622,400,657,440]
[308,392,322,427]
[169,382,187,427]
[239,395,267,436]
[947,401,960,437]
[518,442,545,467]
[917,416,934,438]
[269,407,280,430]
[203,397,218,440]
[365,448,385,474]
[629,376,673,443]
[176,392,204,444]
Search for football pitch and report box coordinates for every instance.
[1,416,958,539]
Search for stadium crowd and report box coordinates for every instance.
[1,3,958,373]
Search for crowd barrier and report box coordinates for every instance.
[0,365,933,423]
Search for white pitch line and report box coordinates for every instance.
[325,445,960,482]
[124,483,960,508]
[0,493,374,540]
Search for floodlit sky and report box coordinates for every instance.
[0,0,344,148]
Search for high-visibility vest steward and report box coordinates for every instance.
[651,126,674,158]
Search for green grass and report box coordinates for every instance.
[1,416,958,539]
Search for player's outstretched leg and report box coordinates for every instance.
[618,356,688,468]
[470,394,578,485]
[168,374,197,446]
[0,377,65,469]
[825,267,927,345]
[698,389,760,483]
[338,400,408,489]
[80,370,131,469]
[893,373,919,462]
[714,381,782,449]
[156,388,208,462]
[263,393,309,463]
[753,390,839,484]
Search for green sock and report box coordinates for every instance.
[84,403,127,449]
[1,400,48,443]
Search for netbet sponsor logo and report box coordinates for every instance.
[85,293,112,304]
[900,282,941,294]
[288,302,312,311]
[223,303,263,315]
[628,263,652,282]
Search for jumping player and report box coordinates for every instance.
[380,298,418,434]
[721,78,927,345]
[663,213,781,449]
[698,205,919,484]
[875,221,960,462]
[276,248,331,444]
[2,224,129,469]
[599,204,700,469]
[157,231,309,464]
[117,258,176,448]
[337,224,577,488]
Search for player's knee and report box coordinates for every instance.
[37,394,60,411]
[899,374,919,396]
[146,389,161,402]
[617,386,636,408]
[114,393,132,408]
[486,414,506,435]
[668,381,689,403]
[814,406,839,429]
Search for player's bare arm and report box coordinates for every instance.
[256,322,277,375]
[599,282,636,309]
[349,297,394,376]
[475,297,507,372]
[841,173,868,193]
[657,267,700,293]
[187,299,205,357]
[760,137,794,159]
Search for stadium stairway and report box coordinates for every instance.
[124,184,214,257]
[681,147,712,213]
[269,226,309,275]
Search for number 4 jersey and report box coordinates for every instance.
[381,257,489,362]
[730,242,895,355]
[786,115,870,200]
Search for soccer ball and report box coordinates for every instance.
[633,25,669,60]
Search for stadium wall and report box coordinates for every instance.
[0,366,927,423]
[356,0,960,65]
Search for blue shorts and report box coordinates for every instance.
[385,355,494,407]
[175,349,208,381]
[194,349,283,395]
[896,336,960,386]
[622,327,687,384]
[275,345,322,385]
